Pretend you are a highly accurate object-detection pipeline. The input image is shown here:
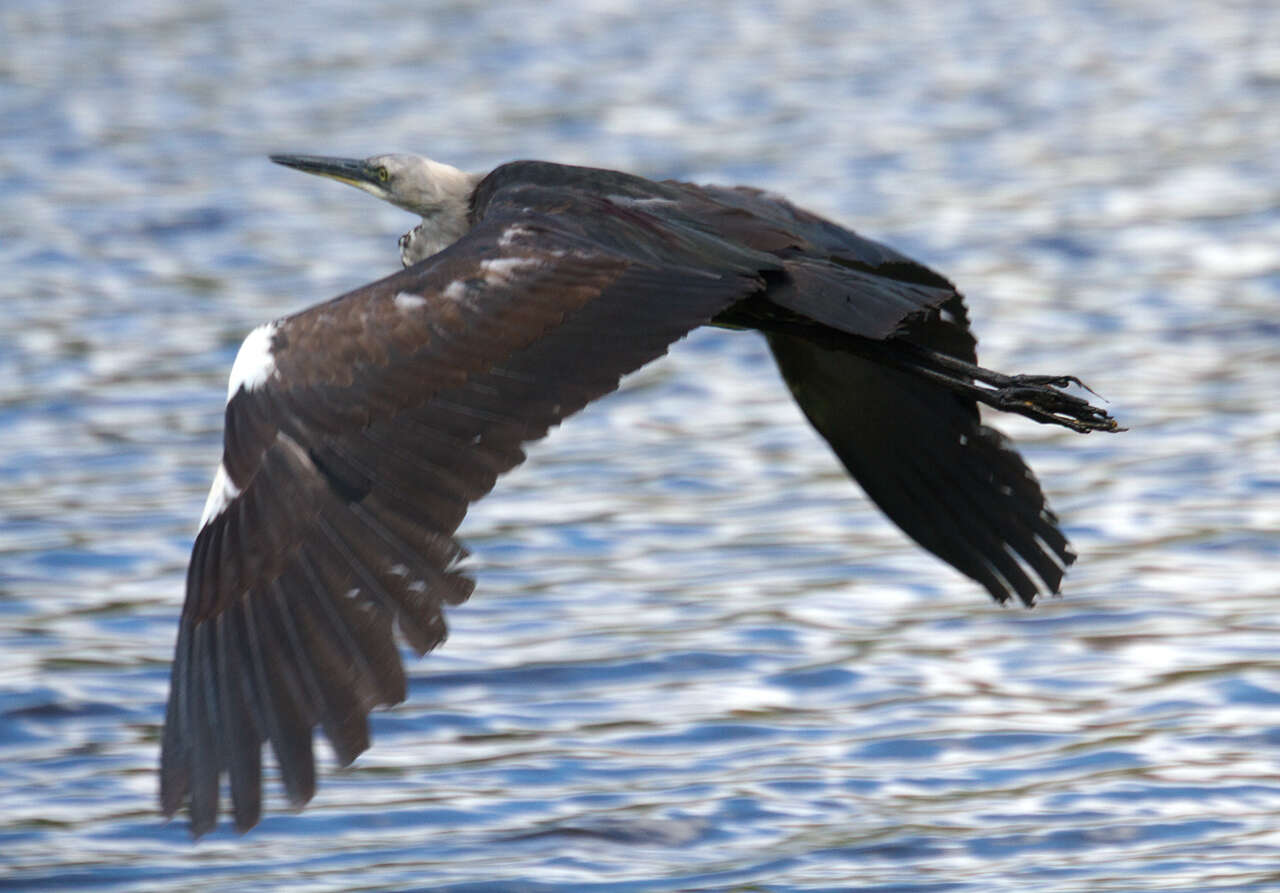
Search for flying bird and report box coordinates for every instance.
[161,152,1120,836]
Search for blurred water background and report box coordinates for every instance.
[2,1,1279,890]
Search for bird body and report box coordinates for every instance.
[162,153,1118,836]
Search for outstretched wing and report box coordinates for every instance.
[161,187,771,836]
[687,184,1075,603]
[766,321,1074,606]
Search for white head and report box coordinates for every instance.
[271,152,481,262]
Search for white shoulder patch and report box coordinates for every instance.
[199,462,241,529]
[227,321,279,402]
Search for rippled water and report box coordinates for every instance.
[3,0,1279,889]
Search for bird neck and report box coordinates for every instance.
[397,170,481,266]
[399,212,469,266]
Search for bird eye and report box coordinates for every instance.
[376,166,389,183]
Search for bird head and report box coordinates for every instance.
[270,152,475,218]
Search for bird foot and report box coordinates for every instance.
[988,380,1123,433]
[889,343,1124,433]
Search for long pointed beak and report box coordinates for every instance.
[269,154,381,190]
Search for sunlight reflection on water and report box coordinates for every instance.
[2,0,1279,889]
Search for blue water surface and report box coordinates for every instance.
[2,1,1279,890]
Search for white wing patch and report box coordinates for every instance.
[479,256,539,283]
[393,291,428,312]
[441,255,539,302]
[227,321,279,401]
[608,194,676,209]
[434,246,548,304]
[199,462,241,529]
[498,224,536,248]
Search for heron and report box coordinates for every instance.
[161,152,1120,836]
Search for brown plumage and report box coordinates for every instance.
[161,157,1119,836]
